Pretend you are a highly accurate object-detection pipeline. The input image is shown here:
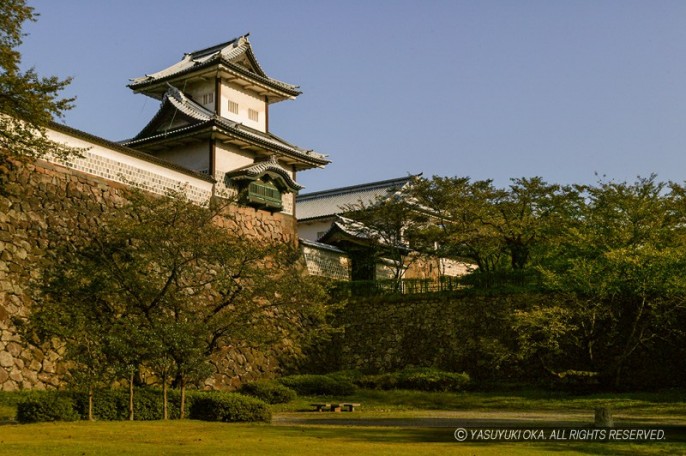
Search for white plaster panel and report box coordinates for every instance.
[185,80,216,111]
[297,220,332,242]
[214,142,254,173]
[220,82,266,132]
[156,142,210,173]
[46,128,213,204]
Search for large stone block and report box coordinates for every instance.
[0,351,13,367]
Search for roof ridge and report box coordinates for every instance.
[186,34,247,59]
[298,176,416,200]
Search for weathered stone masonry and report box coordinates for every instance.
[0,35,330,391]
[0,157,295,391]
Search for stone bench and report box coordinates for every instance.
[311,402,361,412]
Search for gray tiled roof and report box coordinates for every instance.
[128,35,299,97]
[122,86,329,167]
[226,156,303,192]
[296,176,417,221]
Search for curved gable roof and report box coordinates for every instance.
[122,86,329,169]
[225,156,303,192]
[128,35,300,100]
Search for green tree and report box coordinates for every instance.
[23,245,118,420]
[27,189,329,417]
[521,176,686,388]
[495,177,576,270]
[341,190,423,289]
[0,0,77,167]
[409,176,505,272]
[410,176,580,277]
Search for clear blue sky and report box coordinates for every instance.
[19,0,686,193]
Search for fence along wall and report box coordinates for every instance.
[0,126,295,391]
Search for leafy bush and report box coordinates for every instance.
[16,393,80,423]
[397,368,470,392]
[72,388,190,420]
[239,380,297,404]
[356,368,470,392]
[278,374,356,396]
[356,372,400,390]
[73,390,126,421]
[326,370,365,383]
[189,392,271,422]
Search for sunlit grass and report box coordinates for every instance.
[272,388,686,420]
[1,389,685,455]
[0,420,682,456]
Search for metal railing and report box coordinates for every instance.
[332,271,540,297]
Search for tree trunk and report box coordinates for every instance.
[180,377,186,420]
[162,373,168,420]
[88,385,94,421]
[128,371,135,421]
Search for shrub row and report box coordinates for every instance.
[190,394,271,422]
[16,389,270,423]
[16,393,80,423]
[275,368,470,395]
[238,380,297,404]
[278,374,357,396]
[356,368,471,392]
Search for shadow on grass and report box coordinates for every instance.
[276,424,456,443]
[274,424,686,456]
[282,388,686,416]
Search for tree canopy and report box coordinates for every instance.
[24,190,329,416]
[345,173,686,388]
[0,0,77,165]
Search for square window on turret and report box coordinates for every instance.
[248,109,259,122]
[202,93,214,105]
[228,100,239,114]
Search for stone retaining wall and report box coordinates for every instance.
[304,293,543,380]
[0,157,296,391]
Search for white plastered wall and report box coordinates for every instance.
[46,128,214,204]
[155,141,210,173]
[184,80,216,112]
[220,82,266,132]
[297,219,333,242]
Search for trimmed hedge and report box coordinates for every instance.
[16,393,80,423]
[278,374,356,396]
[189,392,271,422]
[239,380,297,404]
[71,388,183,421]
[15,389,271,423]
[356,368,470,392]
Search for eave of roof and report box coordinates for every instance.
[296,175,419,221]
[123,118,328,168]
[298,176,416,201]
[128,36,300,99]
[299,238,347,254]
[319,216,410,253]
[131,85,214,140]
[225,156,303,192]
[124,86,328,168]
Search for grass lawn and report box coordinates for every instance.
[1,389,685,455]
[273,388,686,416]
[1,420,683,456]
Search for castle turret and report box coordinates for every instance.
[123,35,328,214]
